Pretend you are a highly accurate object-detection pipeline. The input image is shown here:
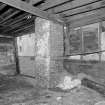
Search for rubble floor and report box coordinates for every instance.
[0,74,104,105]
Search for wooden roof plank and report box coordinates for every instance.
[39,0,71,10]
[14,26,34,37]
[63,0,105,17]
[0,10,20,24]
[0,3,6,11]
[66,7,105,22]
[1,9,13,17]
[4,18,34,33]
[13,23,34,33]
[2,13,28,26]
[68,8,105,28]
[0,0,64,24]
[29,0,44,5]
[50,0,101,14]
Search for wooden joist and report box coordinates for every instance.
[39,0,71,10]
[0,3,6,11]
[14,24,34,34]
[4,18,34,33]
[2,13,29,26]
[67,7,105,28]
[14,25,35,37]
[0,10,20,24]
[0,0,64,24]
[7,20,34,33]
[1,9,13,17]
[50,0,101,14]
[62,0,105,17]
[28,0,43,5]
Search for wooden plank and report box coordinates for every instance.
[14,24,34,33]
[13,37,20,74]
[66,10,98,22]
[68,8,105,28]
[2,13,29,26]
[60,0,105,17]
[1,9,13,17]
[39,0,70,10]
[0,3,6,10]
[0,10,20,24]
[50,0,101,13]
[4,19,34,33]
[15,25,34,37]
[29,0,43,5]
[7,21,34,33]
[0,0,64,24]
[0,35,13,38]
[66,7,105,23]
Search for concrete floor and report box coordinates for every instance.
[0,74,104,105]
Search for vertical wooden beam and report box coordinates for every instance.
[63,24,67,56]
[80,27,83,61]
[64,23,70,56]
[99,22,102,61]
[14,37,20,74]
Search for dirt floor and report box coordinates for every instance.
[0,74,104,105]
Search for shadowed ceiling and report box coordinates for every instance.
[0,0,105,37]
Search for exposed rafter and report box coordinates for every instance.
[0,10,20,24]
[53,0,101,14]
[55,0,102,15]
[5,19,34,33]
[68,8,105,28]
[2,12,29,26]
[0,0,64,24]
[39,0,73,10]
[64,0,105,17]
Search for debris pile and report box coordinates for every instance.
[57,75,81,90]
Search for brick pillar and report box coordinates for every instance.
[34,18,64,88]
[34,18,50,88]
[49,22,64,88]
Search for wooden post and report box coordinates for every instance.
[14,37,20,74]
[99,22,102,61]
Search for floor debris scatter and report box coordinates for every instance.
[0,74,104,105]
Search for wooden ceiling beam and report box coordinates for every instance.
[51,0,101,14]
[13,23,34,34]
[1,9,13,17]
[68,8,105,28]
[0,10,20,24]
[39,0,72,10]
[63,0,105,17]
[29,0,44,5]
[0,32,13,37]
[7,21,34,33]
[14,26,35,37]
[2,12,28,26]
[0,3,6,11]
[66,7,105,22]
[4,18,34,33]
[0,35,13,38]
[0,0,64,24]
